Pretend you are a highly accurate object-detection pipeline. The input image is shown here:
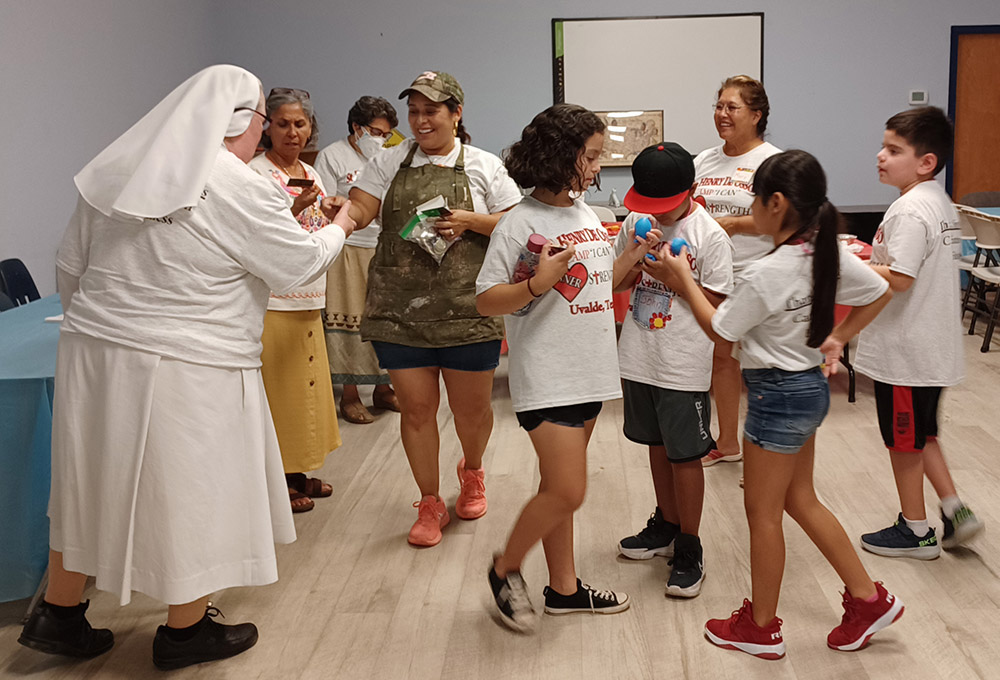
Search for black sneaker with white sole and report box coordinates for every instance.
[618,507,679,560]
[488,562,537,633]
[543,579,630,615]
[665,533,704,598]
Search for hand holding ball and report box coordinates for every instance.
[670,237,689,256]
[633,217,653,242]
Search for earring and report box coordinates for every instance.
[453,121,458,135]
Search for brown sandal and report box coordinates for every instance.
[289,490,314,513]
[340,400,375,424]
[287,472,332,498]
[371,389,400,412]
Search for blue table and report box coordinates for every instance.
[0,295,61,602]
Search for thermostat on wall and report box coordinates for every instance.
[909,90,928,106]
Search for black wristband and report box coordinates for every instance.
[526,277,542,298]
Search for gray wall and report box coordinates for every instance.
[0,0,218,296]
[3,0,999,296]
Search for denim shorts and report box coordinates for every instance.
[371,340,501,372]
[742,366,829,454]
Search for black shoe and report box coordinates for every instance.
[17,600,114,658]
[665,533,704,598]
[543,579,630,615]
[152,606,258,670]
[488,559,537,633]
[861,513,940,560]
[618,507,679,560]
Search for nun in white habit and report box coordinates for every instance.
[18,64,356,671]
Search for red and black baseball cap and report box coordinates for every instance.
[624,142,696,214]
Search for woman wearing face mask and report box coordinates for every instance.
[248,88,343,513]
[341,71,522,547]
[314,96,402,425]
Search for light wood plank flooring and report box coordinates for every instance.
[2,332,999,679]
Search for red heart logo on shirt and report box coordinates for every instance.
[554,262,588,302]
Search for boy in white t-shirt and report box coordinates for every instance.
[856,107,984,559]
[613,143,734,598]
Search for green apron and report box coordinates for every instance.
[361,143,504,347]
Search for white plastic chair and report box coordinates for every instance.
[958,206,1000,352]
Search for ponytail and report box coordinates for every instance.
[754,150,841,348]
[455,119,471,144]
[444,98,471,144]
[807,200,841,348]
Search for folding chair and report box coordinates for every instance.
[958,207,1000,352]
[0,258,41,306]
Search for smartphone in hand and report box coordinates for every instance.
[286,178,314,188]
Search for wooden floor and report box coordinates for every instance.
[2,332,999,680]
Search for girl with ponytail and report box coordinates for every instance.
[654,150,900,660]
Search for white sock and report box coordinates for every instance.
[940,495,963,519]
[902,515,930,537]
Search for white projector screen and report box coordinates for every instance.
[553,14,764,155]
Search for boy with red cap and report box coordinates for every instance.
[611,142,734,597]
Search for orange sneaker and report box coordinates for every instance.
[456,458,487,520]
[408,495,450,546]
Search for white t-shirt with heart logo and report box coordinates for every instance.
[476,196,622,412]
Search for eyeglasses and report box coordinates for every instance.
[235,107,271,131]
[713,103,745,114]
[364,124,393,139]
[268,87,310,99]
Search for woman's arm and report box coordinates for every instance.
[435,207,512,239]
[345,187,382,231]
[56,266,80,312]
[819,288,893,376]
[476,245,576,317]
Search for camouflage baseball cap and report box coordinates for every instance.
[399,71,464,105]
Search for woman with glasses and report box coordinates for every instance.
[694,75,782,473]
[314,96,402,425]
[248,88,345,513]
[339,71,522,547]
[17,65,355,669]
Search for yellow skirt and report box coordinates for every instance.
[261,309,341,474]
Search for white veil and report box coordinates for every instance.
[74,64,262,221]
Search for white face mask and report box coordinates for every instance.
[356,130,388,159]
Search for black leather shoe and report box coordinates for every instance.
[152,606,258,670]
[17,600,114,658]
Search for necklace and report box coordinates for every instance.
[267,151,301,178]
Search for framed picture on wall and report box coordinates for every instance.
[594,110,664,167]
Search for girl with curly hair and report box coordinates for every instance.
[476,103,629,632]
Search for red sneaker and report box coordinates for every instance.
[827,582,904,651]
[705,599,785,660]
[455,458,487,520]
[408,495,450,546]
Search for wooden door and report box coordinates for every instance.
[950,28,1000,200]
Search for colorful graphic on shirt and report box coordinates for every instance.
[554,262,588,302]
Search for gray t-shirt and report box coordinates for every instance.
[854,180,964,386]
[476,196,621,412]
[713,242,888,371]
[615,205,734,391]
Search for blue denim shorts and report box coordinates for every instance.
[371,340,501,372]
[742,367,829,454]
